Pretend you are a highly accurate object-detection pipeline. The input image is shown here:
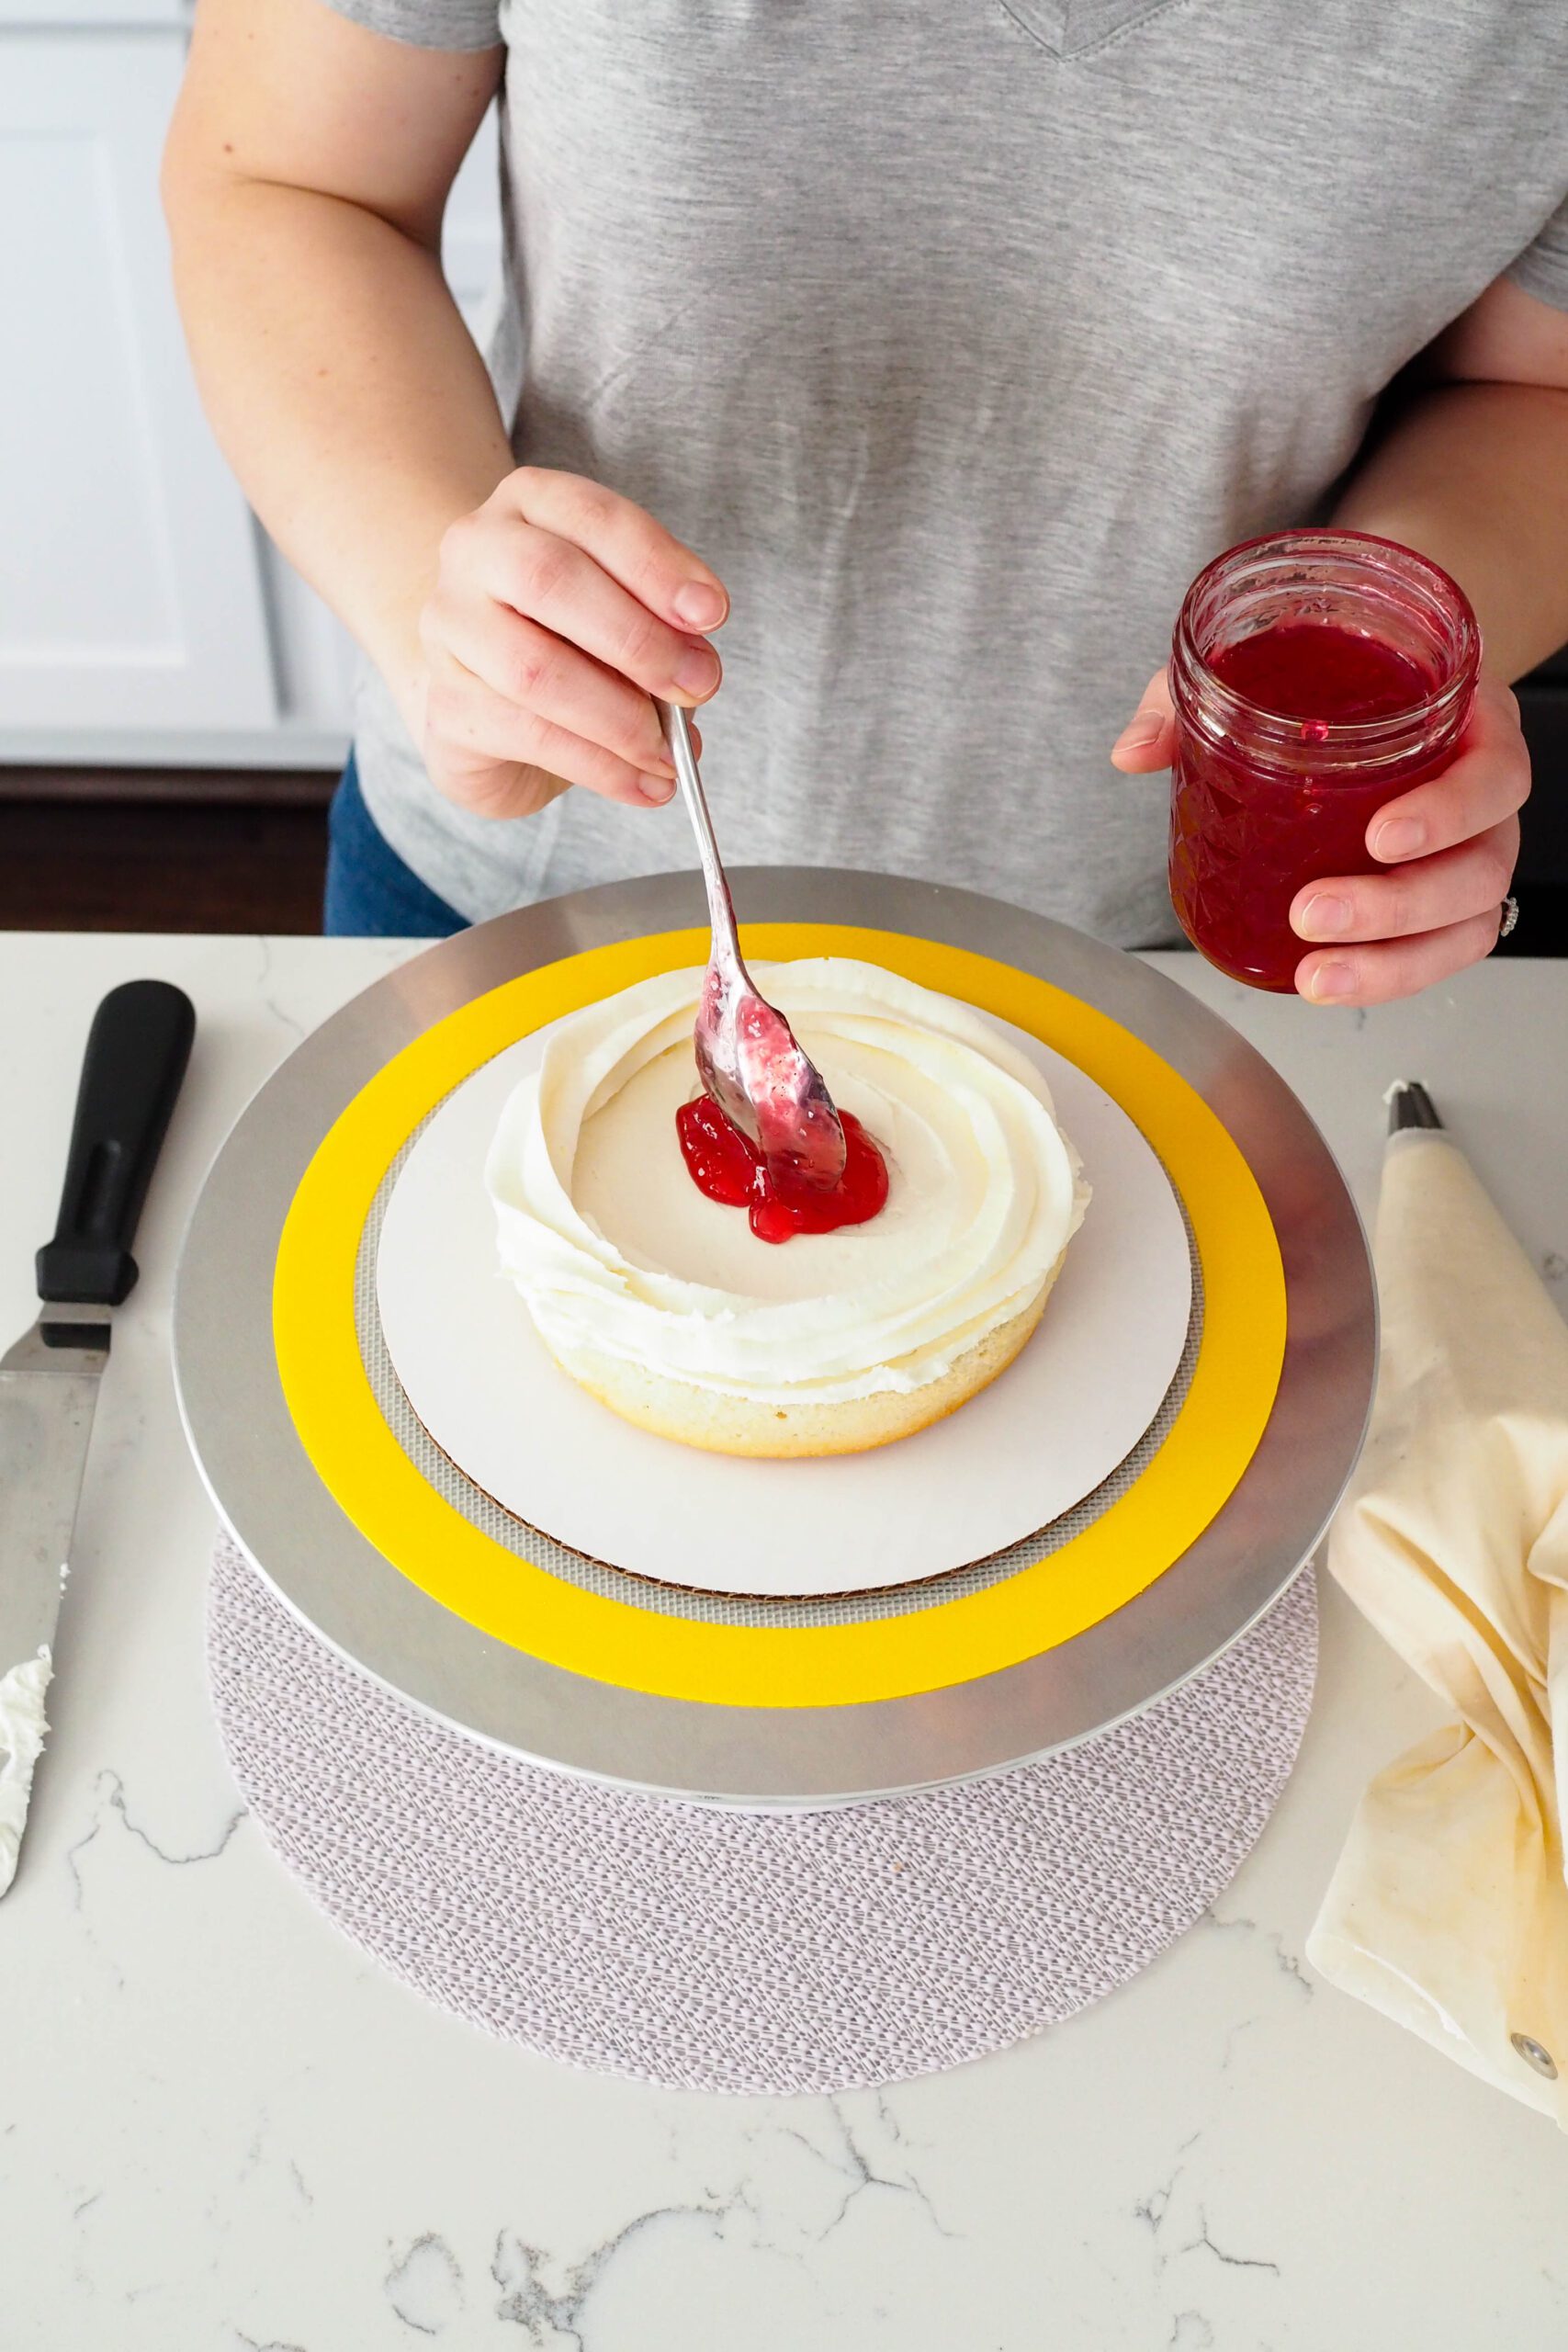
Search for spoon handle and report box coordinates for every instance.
[655,700,745,973]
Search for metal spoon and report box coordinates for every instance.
[655,699,846,1193]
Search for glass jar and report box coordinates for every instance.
[1168,529,1480,992]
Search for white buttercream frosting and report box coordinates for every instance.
[486,958,1089,1408]
[0,1646,51,1897]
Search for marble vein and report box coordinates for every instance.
[490,2190,769,2349]
[62,1816,126,1988]
[254,937,309,1046]
[1166,2317,1216,2351]
[1183,2206,1282,2277]
[385,2233,465,2335]
[1204,1910,1314,1998]
[811,2098,958,2242]
[63,1771,247,1987]
[80,1767,248,1870]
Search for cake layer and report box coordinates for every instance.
[485,957,1089,1409]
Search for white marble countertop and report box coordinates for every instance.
[3,931,1567,2352]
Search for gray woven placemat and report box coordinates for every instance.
[208,1538,1316,2096]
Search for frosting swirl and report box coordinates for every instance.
[486,957,1089,1408]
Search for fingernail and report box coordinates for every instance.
[672,645,720,696]
[672,582,725,629]
[638,773,676,805]
[1298,891,1351,938]
[1306,960,1356,1002]
[1113,712,1165,755]
[1373,817,1426,861]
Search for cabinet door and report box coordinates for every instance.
[0,33,279,731]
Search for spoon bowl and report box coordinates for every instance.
[656,701,847,1194]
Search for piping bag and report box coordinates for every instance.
[1308,1083,1568,2122]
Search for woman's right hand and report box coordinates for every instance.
[413,467,728,820]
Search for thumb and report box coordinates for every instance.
[1111,671,1177,773]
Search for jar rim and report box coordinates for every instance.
[1170,528,1482,759]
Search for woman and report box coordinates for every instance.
[162,0,1568,1003]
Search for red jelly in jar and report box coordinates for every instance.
[1168,530,1480,992]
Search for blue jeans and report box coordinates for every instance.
[323,752,468,938]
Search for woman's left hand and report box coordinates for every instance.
[1111,670,1529,1006]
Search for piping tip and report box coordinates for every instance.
[1385,1080,1444,1135]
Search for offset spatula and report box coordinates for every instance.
[0,980,195,1896]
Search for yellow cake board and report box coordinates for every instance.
[273,924,1286,1711]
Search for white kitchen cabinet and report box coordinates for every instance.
[0,31,279,740]
[0,21,502,768]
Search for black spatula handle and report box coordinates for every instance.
[36,980,197,1306]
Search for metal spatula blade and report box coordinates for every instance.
[0,979,194,1896]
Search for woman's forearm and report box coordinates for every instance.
[164,165,513,727]
[1333,379,1568,682]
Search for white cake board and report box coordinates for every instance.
[376,1013,1191,1600]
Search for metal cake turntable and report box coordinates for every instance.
[174,869,1374,1807]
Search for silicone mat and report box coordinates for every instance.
[209,1536,1317,2096]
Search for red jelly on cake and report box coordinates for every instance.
[1168,530,1480,993]
[676,1093,888,1243]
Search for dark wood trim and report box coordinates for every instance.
[0,765,336,807]
[0,797,330,934]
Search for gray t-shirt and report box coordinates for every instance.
[328,0,1568,944]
